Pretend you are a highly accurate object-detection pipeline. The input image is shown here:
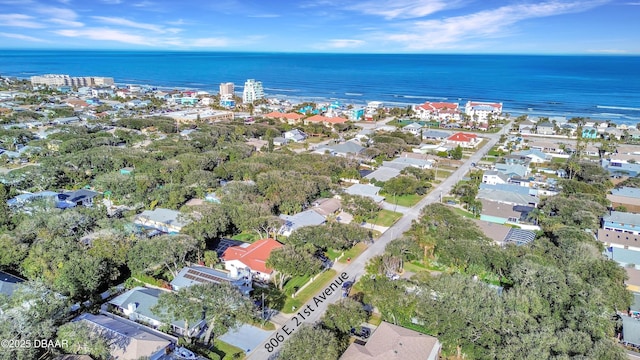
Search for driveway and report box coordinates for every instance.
[218,324,273,354]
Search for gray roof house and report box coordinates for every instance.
[108,287,205,337]
[477,188,539,207]
[536,121,555,135]
[279,209,326,236]
[383,156,434,170]
[284,129,307,143]
[75,313,174,360]
[344,184,385,203]
[170,265,252,295]
[364,166,401,182]
[494,163,529,178]
[315,140,365,157]
[57,189,99,208]
[518,120,536,133]
[402,122,423,135]
[134,208,191,234]
[422,130,450,140]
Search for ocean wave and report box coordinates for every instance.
[345,93,363,96]
[391,94,448,100]
[596,105,640,111]
[265,87,299,92]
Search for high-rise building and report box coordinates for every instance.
[219,82,234,97]
[30,74,114,87]
[242,79,264,104]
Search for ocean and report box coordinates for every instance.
[1,50,639,124]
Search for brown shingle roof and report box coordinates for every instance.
[340,322,440,360]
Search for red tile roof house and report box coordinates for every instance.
[222,238,283,282]
[264,112,305,125]
[413,101,460,121]
[304,114,348,127]
[446,132,480,148]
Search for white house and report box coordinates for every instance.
[464,101,502,123]
[222,238,283,282]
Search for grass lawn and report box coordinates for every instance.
[368,209,402,227]
[251,319,276,331]
[230,232,259,242]
[451,207,476,219]
[282,269,337,314]
[403,261,430,274]
[283,274,311,296]
[551,156,568,164]
[337,243,367,264]
[213,339,246,360]
[387,193,423,207]
[368,312,383,326]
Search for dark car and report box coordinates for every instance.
[350,326,372,339]
[342,281,354,290]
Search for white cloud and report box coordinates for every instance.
[0,32,48,42]
[35,6,78,20]
[324,39,365,48]
[91,16,166,33]
[133,1,155,7]
[587,49,630,54]
[100,0,122,4]
[0,13,44,28]
[49,18,84,27]
[190,37,230,47]
[382,1,610,50]
[54,28,150,45]
[348,0,460,20]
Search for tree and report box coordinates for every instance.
[127,234,202,278]
[0,184,12,228]
[151,288,203,343]
[153,283,255,345]
[182,204,230,242]
[0,281,69,360]
[322,298,368,334]
[278,325,344,360]
[56,321,111,359]
[266,246,322,290]
[341,194,381,223]
[450,145,463,160]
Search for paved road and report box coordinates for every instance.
[247,124,510,360]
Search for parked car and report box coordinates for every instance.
[350,326,372,339]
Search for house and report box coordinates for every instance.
[464,101,502,123]
[446,132,480,148]
[273,137,288,146]
[421,130,450,141]
[56,189,99,209]
[0,271,24,297]
[477,187,539,207]
[170,265,252,295]
[7,190,60,208]
[494,163,529,178]
[598,211,640,259]
[279,210,326,236]
[383,156,434,170]
[479,199,534,225]
[512,149,550,164]
[364,167,401,182]
[402,122,423,136]
[344,184,385,203]
[284,129,307,143]
[602,158,640,177]
[414,102,459,121]
[134,208,191,234]
[482,170,510,185]
[582,126,598,139]
[536,121,555,135]
[315,140,365,157]
[310,198,342,217]
[108,287,204,337]
[471,220,536,246]
[340,321,441,360]
[222,238,284,282]
[609,187,640,213]
[75,313,174,360]
[518,120,536,134]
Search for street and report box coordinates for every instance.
[246,123,510,359]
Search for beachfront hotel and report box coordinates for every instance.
[165,109,234,123]
[219,82,234,97]
[30,74,114,87]
[242,79,264,104]
[464,101,503,122]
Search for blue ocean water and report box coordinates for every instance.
[1,50,639,123]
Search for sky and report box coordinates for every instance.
[0,0,639,54]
